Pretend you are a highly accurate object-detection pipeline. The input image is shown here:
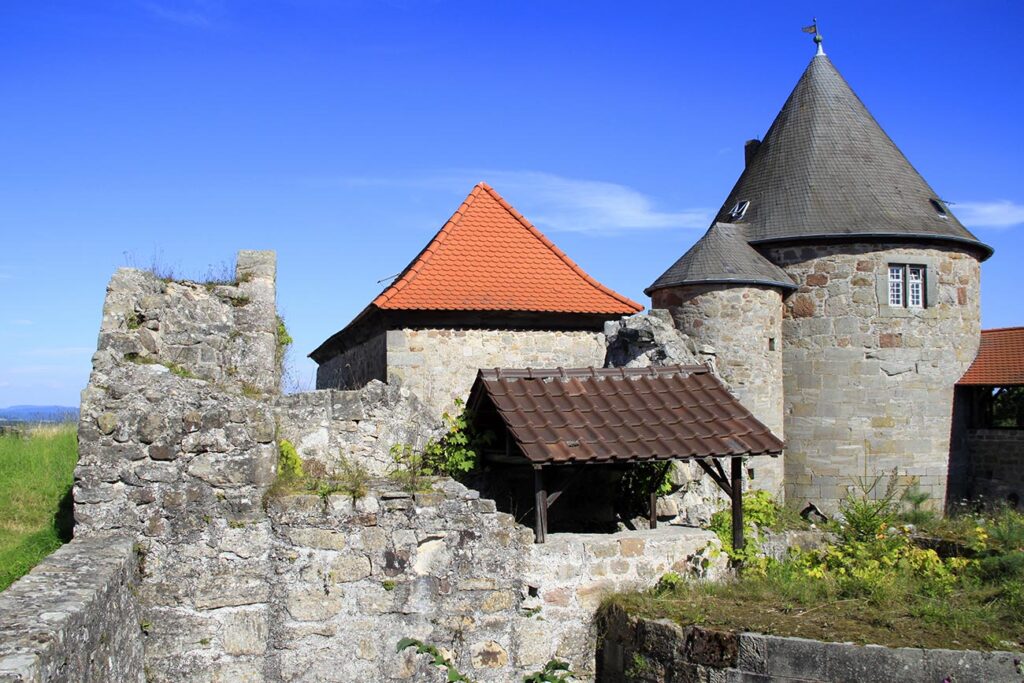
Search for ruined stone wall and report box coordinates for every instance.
[314,332,386,390]
[651,285,786,497]
[0,534,143,682]
[274,382,437,476]
[387,328,607,418]
[769,243,981,510]
[596,605,1024,683]
[75,253,281,681]
[962,429,1024,507]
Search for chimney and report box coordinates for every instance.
[744,139,761,167]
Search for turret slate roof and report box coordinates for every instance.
[712,53,991,258]
[645,223,796,294]
[371,182,642,314]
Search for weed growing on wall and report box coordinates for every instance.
[389,399,494,491]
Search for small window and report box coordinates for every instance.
[728,200,749,221]
[888,264,926,309]
[930,199,949,219]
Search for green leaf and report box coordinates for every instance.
[396,637,420,653]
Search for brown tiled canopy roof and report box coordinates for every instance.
[958,327,1024,386]
[469,365,783,465]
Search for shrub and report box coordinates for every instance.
[709,489,781,563]
[277,440,304,481]
[336,455,370,502]
[388,399,493,488]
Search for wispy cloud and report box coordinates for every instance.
[11,319,32,326]
[140,0,224,27]
[340,170,711,235]
[955,200,1024,229]
[22,347,94,359]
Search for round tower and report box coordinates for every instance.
[659,42,992,512]
[647,223,793,497]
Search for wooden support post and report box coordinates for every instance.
[731,456,744,553]
[649,490,658,529]
[533,465,547,544]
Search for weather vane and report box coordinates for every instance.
[802,18,825,56]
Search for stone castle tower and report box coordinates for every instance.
[648,44,992,510]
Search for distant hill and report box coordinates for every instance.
[0,405,79,423]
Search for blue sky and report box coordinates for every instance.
[1,1,1022,407]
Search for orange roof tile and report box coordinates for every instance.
[958,327,1024,386]
[371,183,643,315]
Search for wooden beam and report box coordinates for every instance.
[731,456,744,553]
[649,490,658,529]
[694,459,730,496]
[533,465,547,544]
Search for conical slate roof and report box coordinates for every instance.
[645,223,796,294]
[712,53,991,257]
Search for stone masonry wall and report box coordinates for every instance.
[274,381,437,476]
[314,332,386,390]
[0,534,143,683]
[387,327,607,418]
[769,243,981,510]
[652,285,786,497]
[596,605,1024,683]
[75,253,281,681]
[519,528,725,678]
[963,429,1024,506]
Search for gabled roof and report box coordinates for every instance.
[712,53,991,259]
[372,183,642,314]
[646,223,797,294]
[469,365,783,465]
[958,327,1024,386]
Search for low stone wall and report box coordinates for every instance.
[597,606,1024,682]
[267,479,534,682]
[520,528,725,678]
[963,428,1024,506]
[0,534,143,682]
[273,381,438,476]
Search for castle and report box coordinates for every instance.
[313,43,994,512]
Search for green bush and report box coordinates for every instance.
[277,440,304,481]
[389,399,494,489]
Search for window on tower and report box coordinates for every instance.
[888,264,926,309]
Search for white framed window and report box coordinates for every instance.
[888,266,904,307]
[728,200,749,221]
[888,264,926,309]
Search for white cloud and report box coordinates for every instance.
[954,200,1024,229]
[22,347,94,358]
[484,171,711,235]
[339,170,711,235]
[140,0,224,27]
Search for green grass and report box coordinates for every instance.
[604,506,1024,652]
[0,424,78,591]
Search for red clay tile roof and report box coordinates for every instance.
[958,327,1024,386]
[372,183,642,314]
[469,365,783,465]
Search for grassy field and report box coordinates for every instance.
[0,423,77,591]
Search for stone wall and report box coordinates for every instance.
[0,534,143,683]
[266,480,533,682]
[314,332,386,390]
[652,285,786,497]
[75,254,281,681]
[769,243,981,510]
[519,528,725,678]
[961,429,1024,506]
[274,381,437,476]
[596,605,1024,682]
[387,327,607,418]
